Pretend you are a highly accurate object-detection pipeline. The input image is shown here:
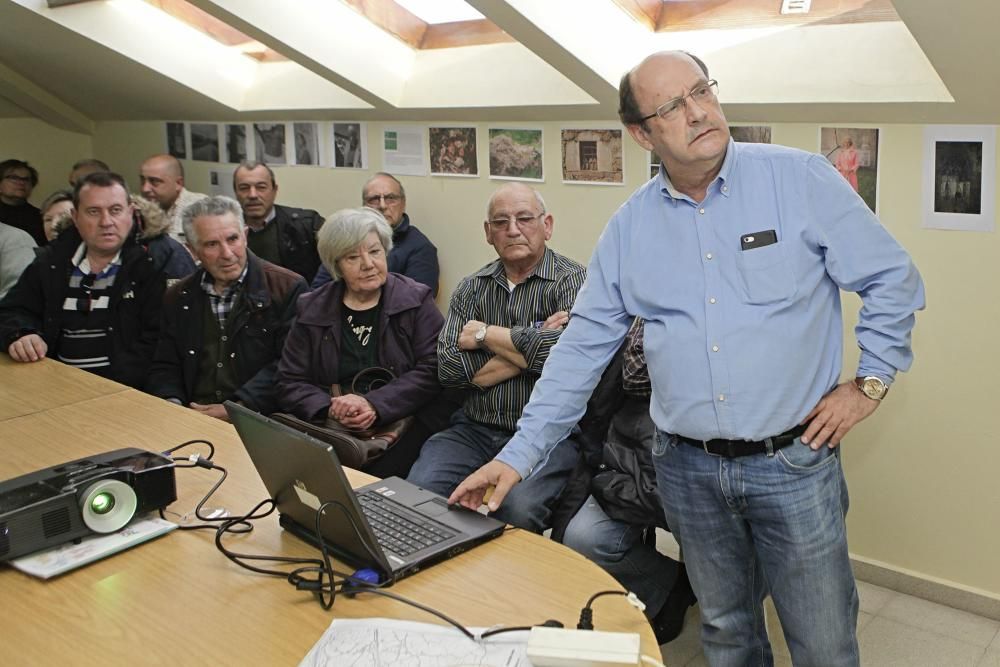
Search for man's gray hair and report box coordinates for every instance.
[181,195,245,246]
[317,207,394,281]
[362,172,405,201]
[485,183,547,218]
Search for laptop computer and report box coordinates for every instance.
[225,402,505,582]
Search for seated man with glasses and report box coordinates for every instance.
[0,159,46,246]
[311,172,439,296]
[405,182,586,531]
[0,171,196,388]
[233,161,325,282]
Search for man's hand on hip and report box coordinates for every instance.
[448,460,522,513]
[801,381,880,449]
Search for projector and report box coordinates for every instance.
[0,448,176,561]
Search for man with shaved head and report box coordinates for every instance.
[139,153,207,242]
[406,182,586,532]
[449,51,924,663]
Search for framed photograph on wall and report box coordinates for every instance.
[820,127,880,213]
[165,122,187,160]
[190,123,220,162]
[429,127,478,177]
[332,122,367,169]
[731,125,772,143]
[922,125,996,232]
[225,124,249,164]
[488,128,543,181]
[562,129,623,185]
[253,122,287,165]
[292,122,320,166]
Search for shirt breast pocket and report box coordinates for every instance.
[736,242,797,305]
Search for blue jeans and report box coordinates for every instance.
[563,495,678,617]
[406,411,579,532]
[652,431,859,667]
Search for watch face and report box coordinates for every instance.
[862,377,886,399]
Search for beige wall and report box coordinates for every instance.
[0,118,93,204]
[10,116,1000,600]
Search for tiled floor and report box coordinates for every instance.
[654,533,1000,666]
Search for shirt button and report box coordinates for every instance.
[718,394,725,402]
[182,305,189,310]
[216,362,223,368]
[699,208,706,214]
[188,350,195,355]
[221,336,228,342]
[709,297,717,304]
[722,185,728,192]
[705,253,713,260]
[712,345,719,352]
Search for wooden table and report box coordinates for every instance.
[0,381,659,665]
[0,356,126,421]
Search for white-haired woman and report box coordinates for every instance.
[276,207,448,477]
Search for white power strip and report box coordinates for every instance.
[525,626,641,667]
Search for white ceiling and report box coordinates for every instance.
[0,0,997,134]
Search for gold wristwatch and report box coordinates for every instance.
[855,376,889,401]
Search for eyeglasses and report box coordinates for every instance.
[2,174,33,184]
[487,212,544,231]
[364,193,403,206]
[638,80,719,123]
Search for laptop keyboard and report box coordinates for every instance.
[357,492,456,557]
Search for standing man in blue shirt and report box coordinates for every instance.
[450,51,924,664]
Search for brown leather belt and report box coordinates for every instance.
[674,423,807,458]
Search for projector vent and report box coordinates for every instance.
[780,0,811,14]
[42,507,72,538]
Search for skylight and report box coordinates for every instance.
[393,0,484,24]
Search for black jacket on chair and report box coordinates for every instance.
[146,252,307,414]
[265,204,324,282]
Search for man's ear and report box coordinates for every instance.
[625,122,654,152]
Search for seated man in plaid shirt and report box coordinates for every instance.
[146,196,306,421]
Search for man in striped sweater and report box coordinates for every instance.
[406,182,586,531]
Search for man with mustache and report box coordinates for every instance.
[147,195,306,421]
[406,182,586,532]
[450,51,925,663]
[233,161,324,282]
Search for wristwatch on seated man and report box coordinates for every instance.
[855,376,889,401]
[474,324,489,349]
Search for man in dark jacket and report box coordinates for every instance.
[311,172,439,295]
[0,171,196,388]
[555,318,695,645]
[147,196,306,420]
[233,162,324,282]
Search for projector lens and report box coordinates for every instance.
[91,492,116,515]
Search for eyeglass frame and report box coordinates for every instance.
[363,193,403,206]
[636,79,719,123]
[486,211,545,231]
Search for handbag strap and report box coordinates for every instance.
[330,366,396,397]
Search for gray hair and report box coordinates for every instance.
[181,195,245,246]
[485,183,547,218]
[317,207,393,281]
[362,172,405,201]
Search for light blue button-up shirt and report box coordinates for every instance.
[497,139,925,480]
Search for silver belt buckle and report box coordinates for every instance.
[701,439,720,457]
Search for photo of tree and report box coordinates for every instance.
[730,126,772,143]
[488,128,542,181]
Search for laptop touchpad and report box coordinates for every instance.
[414,498,450,517]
